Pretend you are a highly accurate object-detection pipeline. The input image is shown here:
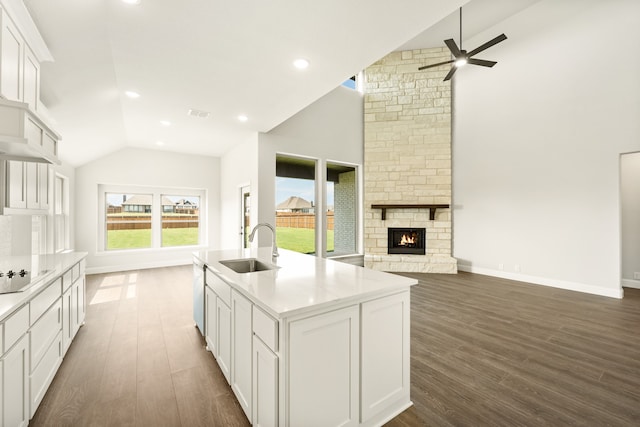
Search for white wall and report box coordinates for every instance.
[220,134,259,249]
[75,147,220,273]
[256,86,364,252]
[621,152,640,287]
[452,0,640,297]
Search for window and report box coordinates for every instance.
[106,193,153,250]
[161,195,200,247]
[100,185,205,251]
[54,174,69,253]
[275,155,316,254]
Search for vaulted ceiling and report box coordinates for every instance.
[23,0,539,166]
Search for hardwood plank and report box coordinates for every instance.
[30,267,640,426]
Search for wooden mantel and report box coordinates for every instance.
[371,204,450,221]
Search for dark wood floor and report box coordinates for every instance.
[31,266,640,426]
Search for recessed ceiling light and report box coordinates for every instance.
[237,115,248,122]
[293,58,309,70]
[122,0,141,5]
[125,90,140,99]
[156,141,165,146]
[160,120,171,126]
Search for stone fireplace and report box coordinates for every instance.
[363,48,457,274]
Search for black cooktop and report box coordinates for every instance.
[0,268,50,295]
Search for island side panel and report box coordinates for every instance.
[360,290,412,424]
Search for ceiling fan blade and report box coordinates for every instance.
[443,66,458,81]
[467,58,497,68]
[444,38,463,57]
[467,33,507,57]
[418,59,454,70]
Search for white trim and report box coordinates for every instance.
[622,278,640,289]
[457,264,624,299]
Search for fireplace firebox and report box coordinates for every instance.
[387,228,426,255]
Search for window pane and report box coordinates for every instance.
[161,195,200,247]
[327,163,357,256]
[276,155,316,254]
[106,193,152,250]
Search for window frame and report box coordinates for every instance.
[98,184,206,252]
[54,173,70,253]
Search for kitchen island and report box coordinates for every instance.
[193,247,417,427]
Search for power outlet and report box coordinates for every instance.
[514,264,521,273]
[498,263,504,270]
[634,272,640,280]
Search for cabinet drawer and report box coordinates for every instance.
[30,299,62,370]
[253,305,278,352]
[3,303,29,353]
[206,270,231,307]
[30,331,62,417]
[30,278,62,324]
[62,269,73,292]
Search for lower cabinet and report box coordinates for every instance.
[252,336,278,427]
[217,297,232,384]
[231,290,253,421]
[62,273,85,356]
[2,334,30,427]
[360,292,411,423]
[287,305,360,427]
[205,286,217,354]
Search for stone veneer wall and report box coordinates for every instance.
[364,48,457,273]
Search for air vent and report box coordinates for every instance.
[187,109,211,118]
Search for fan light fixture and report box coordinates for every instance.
[418,7,507,81]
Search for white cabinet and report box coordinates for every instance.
[205,285,217,354]
[0,8,23,102]
[2,333,30,427]
[61,285,72,355]
[5,159,26,208]
[71,276,85,336]
[22,45,39,111]
[29,299,63,418]
[3,159,49,213]
[361,291,411,423]
[61,262,85,356]
[252,335,278,427]
[288,305,360,427]
[231,290,252,421]
[217,296,231,384]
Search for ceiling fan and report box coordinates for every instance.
[418,7,507,81]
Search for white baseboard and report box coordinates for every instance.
[457,264,624,299]
[622,278,640,289]
[86,259,192,275]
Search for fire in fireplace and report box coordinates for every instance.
[388,228,426,255]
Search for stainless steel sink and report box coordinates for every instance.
[219,258,278,274]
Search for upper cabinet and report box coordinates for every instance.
[0,0,58,165]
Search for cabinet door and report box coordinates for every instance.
[205,286,217,354]
[26,162,39,209]
[62,286,72,355]
[6,160,26,209]
[23,46,40,111]
[231,291,252,421]
[0,11,23,101]
[71,280,80,337]
[361,291,411,423]
[217,298,231,384]
[2,334,30,427]
[38,163,49,210]
[288,305,359,427]
[253,336,278,427]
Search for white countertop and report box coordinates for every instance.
[0,252,87,322]
[194,248,417,318]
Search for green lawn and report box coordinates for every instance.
[276,227,334,254]
[107,228,198,250]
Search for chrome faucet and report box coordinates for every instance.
[248,223,279,258]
